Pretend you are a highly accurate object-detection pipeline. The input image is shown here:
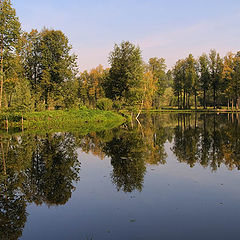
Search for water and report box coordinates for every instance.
[1,113,240,240]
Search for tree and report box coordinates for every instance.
[222,52,234,109]
[104,41,144,108]
[209,49,223,109]
[199,53,210,109]
[185,54,198,109]
[36,29,77,110]
[0,0,21,109]
[142,71,157,109]
[20,30,42,109]
[148,57,167,108]
[173,59,185,109]
[232,52,240,109]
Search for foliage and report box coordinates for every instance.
[104,41,144,108]
[96,98,113,111]
[0,0,21,109]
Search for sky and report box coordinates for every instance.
[12,0,240,71]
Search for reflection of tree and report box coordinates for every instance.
[22,133,80,206]
[104,127,146,192]
[0,133,80,239]
[173,113,240,171]
[172,125,200,167]
[141,114,168,165]
[0,184,27,240]
[0,136,30,240]
[76,130,114,160]
[221,114,240,170]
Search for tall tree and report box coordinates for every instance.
[0,0,21,109]
[173,59,185,109]
[20,30,42,109]
[199,53,210,109]
[148,57,167,108]
[232,52,240,109]
[222,52,234,109]
[104,41,144,107]
[209,49,223,109]
[39,29,77,109]
[185,54,198,109]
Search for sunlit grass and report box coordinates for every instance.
[0,109,126,134]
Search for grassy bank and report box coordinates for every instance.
[0,109,126,134]
[143,107,240,113]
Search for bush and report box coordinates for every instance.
[96,98,113,111]
[112,100,122,111]
[79,105,89,110]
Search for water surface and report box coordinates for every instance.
[1,113,240,240]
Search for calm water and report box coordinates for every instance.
[1,113,240,240]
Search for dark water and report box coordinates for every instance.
[1,113,240,240]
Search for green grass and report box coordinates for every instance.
[143,107,240,113]
[0,109,126,135]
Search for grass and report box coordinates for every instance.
[143,107,240,113]
[0,109,126,135]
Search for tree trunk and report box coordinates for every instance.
[227,99,229,110]
[177,92,179,109]
[236,98,239,110]
[183,90,186,109]
[195,90,197,110]
[213,87,216,109]
[0,38,3,110]
[136,85,146,120]
[180,91,182,109]
[204,89,206,109]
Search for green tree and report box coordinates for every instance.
[38,29,77,110]
[0,0,21,109]
[199,53,210,109]
[185,54,198,109]
[148,57,167,108]
[209,49,223,109]
[222,52,234,109]
[232,52,240,109]
[104,41,144,108]
[173,59,185,109]
[20,30,42,109]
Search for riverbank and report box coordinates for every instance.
[143,108,240,113]
[0,109,126,134]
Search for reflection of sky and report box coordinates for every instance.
[22,143,240,240]
[12,0,240,71]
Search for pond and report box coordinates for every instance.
[1,113,240,240]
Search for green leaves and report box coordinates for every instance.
[105,41,144,107]
[21,29,78,110]
[0,0,21,109]
[0,0,21,50]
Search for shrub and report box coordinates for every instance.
[96,98,113,111]
[112,100,122,111]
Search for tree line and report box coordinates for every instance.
[1,0,240,113]
[173,51,240,110]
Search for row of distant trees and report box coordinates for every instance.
[172,51,240,109]
[1,0,240,112]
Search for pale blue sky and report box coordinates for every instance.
[12,0,240,71]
